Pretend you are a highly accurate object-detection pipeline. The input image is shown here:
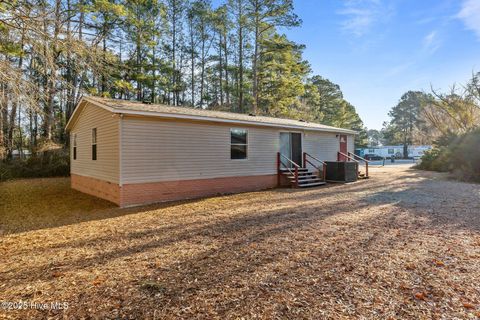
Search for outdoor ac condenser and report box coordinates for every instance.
[325,161,358,183]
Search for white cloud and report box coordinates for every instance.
[338,0,393,37]
[422,30,441,54]
[385,62,414,77]
[457,0,480,40]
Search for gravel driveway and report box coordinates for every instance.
[1,165,479,319]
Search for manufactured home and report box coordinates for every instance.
[357,145,432,159]
[66,97,359,207]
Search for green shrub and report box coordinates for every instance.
[418,129,480,182]
[416,147,450,172]
[0,150,70,182]
[449,130,480,181]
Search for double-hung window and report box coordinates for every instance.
[92,128,97,160]
[230,128,248,159]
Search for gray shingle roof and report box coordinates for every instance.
[82,96,357,134]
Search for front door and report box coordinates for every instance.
[291,133,302,166]
[339,134,348,161]
[279,132,302,167]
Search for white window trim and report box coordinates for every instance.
[279,131,304,162]
[72,133,77,160]
[92,128,97,160]
[92,128,97,145]
[230,128,248,160]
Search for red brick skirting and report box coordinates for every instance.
[71,174,277,207]
[71,174,121,205]
[120,174,277,207]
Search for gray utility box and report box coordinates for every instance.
[325,161,358,182]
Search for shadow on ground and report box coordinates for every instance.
[2,167,480,319]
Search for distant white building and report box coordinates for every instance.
[12,149,31,159]
[356,145,432,159]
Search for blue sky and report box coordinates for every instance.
[280,0,480,129]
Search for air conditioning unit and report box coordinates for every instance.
[325,161,358,182]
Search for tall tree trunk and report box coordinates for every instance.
[29,109,34,153]
[223,32,230,107]
[42,0,61,140]
[252,0,259,114]
[75,0,86,104]
[7,32,25,159]
[7,97,17,160]
[237,1,244,112]
[199,22,205,108]
[218,30,224,106]
[151,43,156,103]
[190,20,195,106]
[33,112,38,150]
[66,0,76,121]
[17,104,23,158]
[101,30,107,94]
[171,1,177,105]
[136,37,142,101]
[0,83,6,160]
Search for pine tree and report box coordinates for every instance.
[387,91,425,157]
[257,32,308,117]
[248,0,300,114]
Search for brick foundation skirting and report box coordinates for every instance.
[120,174,278,207]
[71,174,121,205]
[71,173,277,207]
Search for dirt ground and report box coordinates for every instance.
[1,165,480,319]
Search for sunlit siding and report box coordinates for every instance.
[121,117,279,183]
[347,135,355,154]
[303,132,355,166]
[304,132,339,161]
[70,103,119,183]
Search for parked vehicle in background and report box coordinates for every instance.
[364,154,384,160]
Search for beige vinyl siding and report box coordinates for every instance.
[122,117,279,183]
[121,116,356,183]
[70,102,119,183]
[303,131,342,162]
[347,134,355,154]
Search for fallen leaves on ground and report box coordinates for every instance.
[1,165,480,319]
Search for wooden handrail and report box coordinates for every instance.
[303,152,327,165]
[277,152,299,187]
[303,152,327,181]
[349,152,369,178]
[348,152,370,163]
[279,153,301,168]
[338,151,360,179]
[338,151,358,162]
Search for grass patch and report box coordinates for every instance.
[0,177,116,234]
